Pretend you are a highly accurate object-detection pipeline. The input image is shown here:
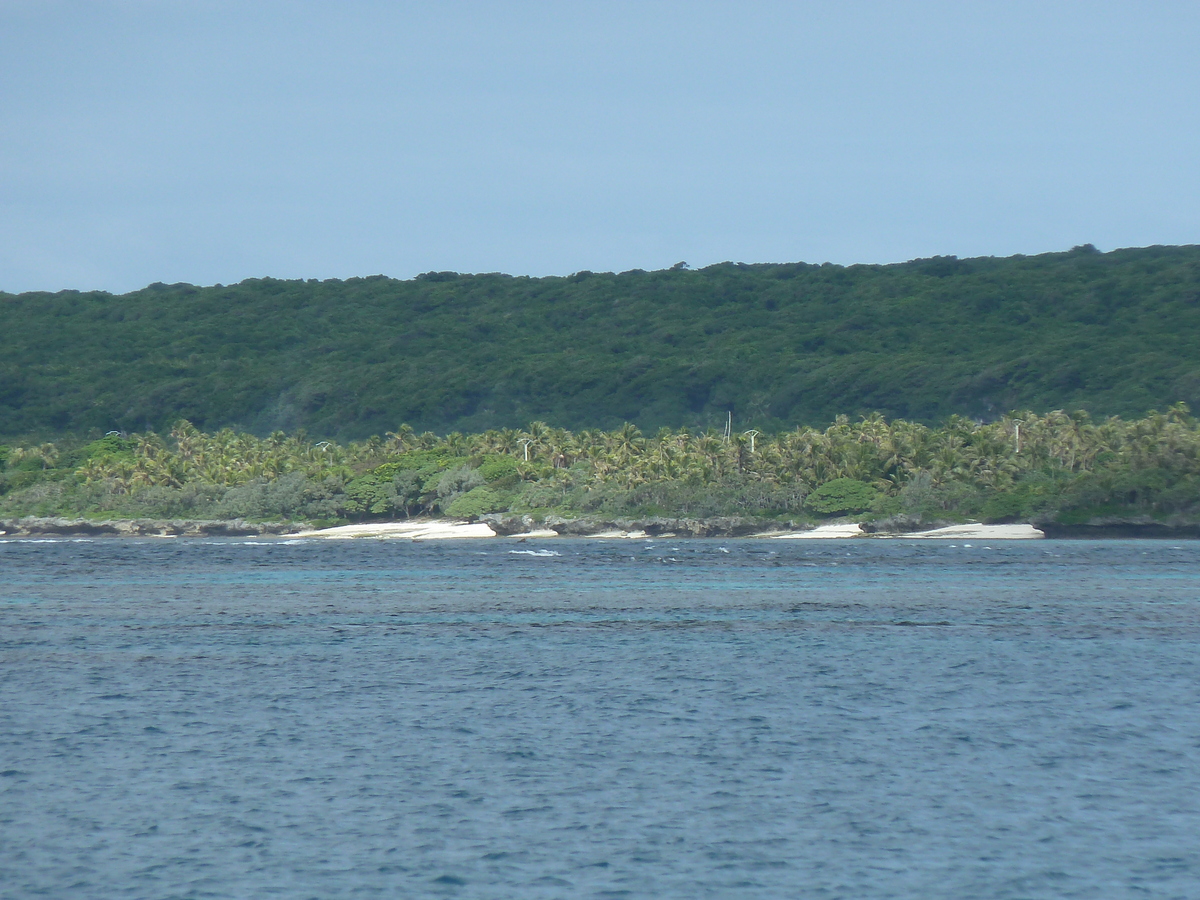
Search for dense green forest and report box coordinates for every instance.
[3,244,1200,440]
[5,409,1200,530]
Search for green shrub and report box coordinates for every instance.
[980,492,1027,523]
[344,469,426,517]
[446,486,508,518]
[436,465,484,499]
[71,434,135,466]
[370,453,454,483]
[386,450,455,472]
[478,455,519,483]
[806,478,878,515]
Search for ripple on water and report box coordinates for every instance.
[1,538,1199,897]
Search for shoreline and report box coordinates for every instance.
[5,515,1200,540]
[294,521,1046,540]
[0,514,1141,541]
[0,517,299,538]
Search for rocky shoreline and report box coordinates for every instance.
[4,513,1200,539]
[1037,518,1200,539]
[0,517,300,537]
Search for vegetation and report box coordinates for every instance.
[4,244,1200,439]
[6,408,1200,529]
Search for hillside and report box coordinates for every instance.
[3,244,1200,439]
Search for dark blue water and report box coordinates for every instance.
[2,537,1199,899]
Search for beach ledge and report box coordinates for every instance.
[291,519,1045,541]
[3,515,1138,541]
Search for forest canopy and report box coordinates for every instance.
[2,243,1200,440]
[5,409,1200,531]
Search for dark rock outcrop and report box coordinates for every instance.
[0,517,299,537]
[478,514,540,536]
[1037,516,1200,539]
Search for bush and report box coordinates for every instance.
[446,486,507,518]
[213,473,314,520]
[980,492,1027,523]
[343,469,425,518]
[436,465,484,500]
[478,455,519,483]
[59,434,135,470]
[806,478,878,515]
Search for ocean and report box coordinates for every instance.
[2,537,1199,898]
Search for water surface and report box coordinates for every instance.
[2,538,1198,898]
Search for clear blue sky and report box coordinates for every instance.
[2,0,1198,293]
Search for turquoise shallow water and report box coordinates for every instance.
[1,537,1199,898]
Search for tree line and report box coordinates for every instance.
[4,407,1200,528]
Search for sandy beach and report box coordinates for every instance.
[294,521,497,540]
[294,520,1044,540]
[890,523,1044,540]
[765,523,865,539]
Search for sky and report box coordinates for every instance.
[2,0,1198,294]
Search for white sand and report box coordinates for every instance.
[768,523,865,539]
[293,519,1043,541]
[760,522,1043,540]
[295,521,496,540]
[894,523,1044,540]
